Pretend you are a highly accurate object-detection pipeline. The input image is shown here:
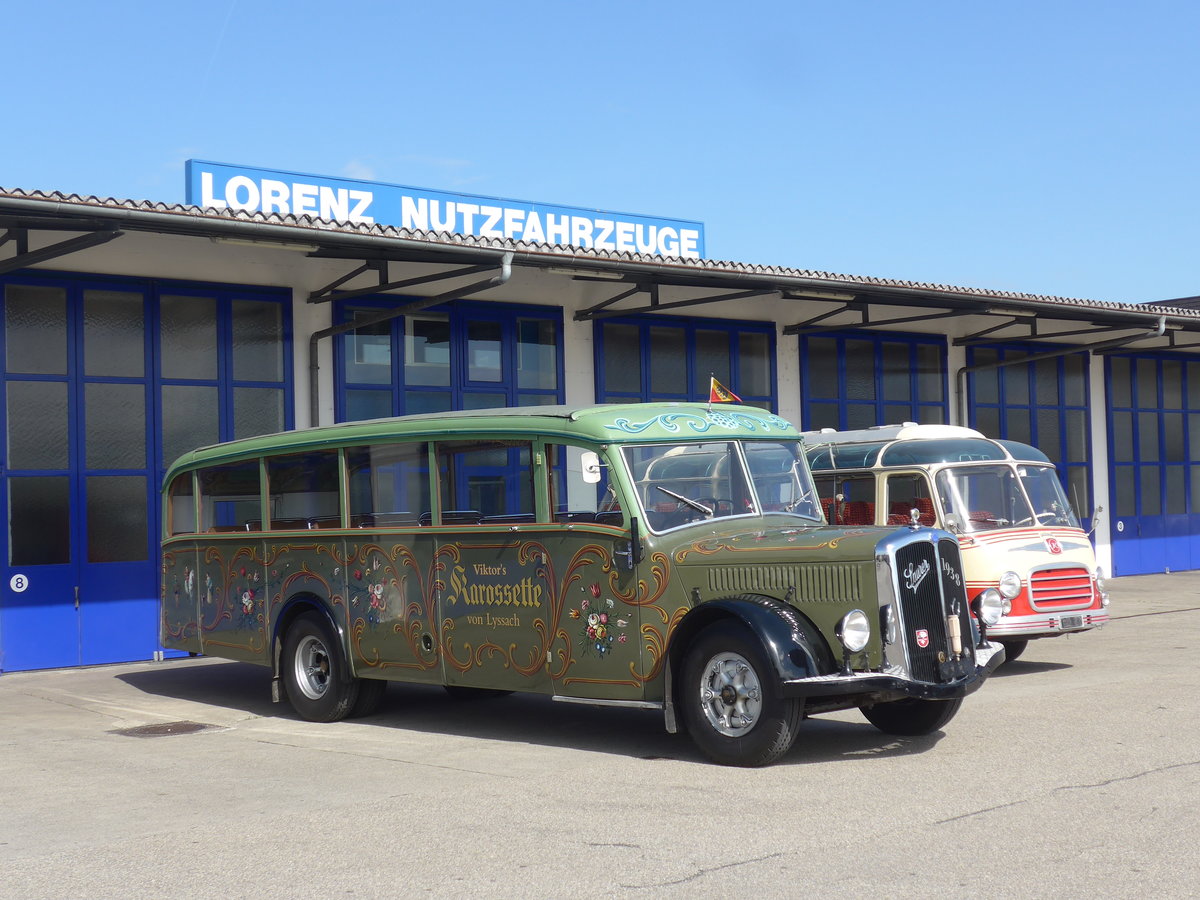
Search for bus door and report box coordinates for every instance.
[884,472,937,526]
[545,444,644,703]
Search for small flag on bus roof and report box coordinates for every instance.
[709,376,741,404]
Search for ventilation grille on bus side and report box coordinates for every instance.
[708,564,862,602]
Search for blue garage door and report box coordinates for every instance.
[1107,354,1200,576]
[1,275,291,672]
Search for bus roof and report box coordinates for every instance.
[801,423,984,445]
[803,424,1053,470]
[163,402,800,481]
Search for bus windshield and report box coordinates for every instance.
[1017,464,1081,528]
[935,464,1037,533]
[622,439,821,532]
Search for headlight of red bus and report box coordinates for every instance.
[998,570,1022,600]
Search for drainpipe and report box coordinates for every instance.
[307,251,513,426]
[955,315,1167,425]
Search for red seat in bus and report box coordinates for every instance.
[888,499,935,526]
[821,497,838,524]
[842,501,874,525]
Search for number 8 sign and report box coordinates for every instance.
[9,573,29,593]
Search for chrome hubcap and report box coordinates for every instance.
[698,651,762,737]
[294,634,331,700]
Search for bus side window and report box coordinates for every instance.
[814,474,875,525]
[266,450,341,530]
[168,473,197,535]
[546,444,620,525]
[345,442,430,528]
[886,474,936,526]
[436,439,534,523]
[199,461,262,532]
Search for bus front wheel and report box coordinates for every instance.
[282,612,359,722]
[998,639,1028,662]
[679,623,803,767]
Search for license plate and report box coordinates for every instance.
[1060,615,1084,630]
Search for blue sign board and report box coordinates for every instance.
[185,160,705,259]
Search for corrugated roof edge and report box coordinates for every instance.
[3,186,1196,319]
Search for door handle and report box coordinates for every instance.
[74,586,80,610]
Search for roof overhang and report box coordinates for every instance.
[4,188,1200,352]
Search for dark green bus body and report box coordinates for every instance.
[161,403,1003,765]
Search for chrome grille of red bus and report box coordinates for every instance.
[1029,567,1093,608]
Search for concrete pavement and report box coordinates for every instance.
[1,572,1198,898]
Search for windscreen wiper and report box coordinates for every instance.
[655,486,713,518]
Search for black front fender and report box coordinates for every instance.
[671,595,836,684]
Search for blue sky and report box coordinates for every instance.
[4,1,1198,304]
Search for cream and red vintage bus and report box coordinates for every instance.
[161,403,1004,766]
[805,423,1110,662]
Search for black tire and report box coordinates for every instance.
[281,612,359,722]
[679,622,802,767]
[861,696,963,735]
[350,678,388,717]
[998,638,1028,662]
[443,685,514,700]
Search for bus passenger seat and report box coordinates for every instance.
[820,497,838,524]
[842,501,874,525]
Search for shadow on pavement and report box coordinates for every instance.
[991,659,1072,678]
[119,658,948,767]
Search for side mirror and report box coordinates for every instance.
[580,451,602,484]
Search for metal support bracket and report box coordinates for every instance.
[576,285,777,321]
[308,259,497,303]
[0,228,124,276]
[784,307,959,336]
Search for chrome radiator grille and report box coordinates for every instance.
[892,537,972,683]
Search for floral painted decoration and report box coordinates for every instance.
[577,585,625,657]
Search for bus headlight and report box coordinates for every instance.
[998,571,1022,600]
[974,588,1005,627]
[836,609,871,653]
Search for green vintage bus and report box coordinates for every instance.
[160,403,1005,766]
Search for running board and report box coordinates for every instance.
[551,695,663,710]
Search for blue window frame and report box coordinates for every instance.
[158,285,294,465]
[594,315,776,409]
[967,344,1091,516]
[1106,353,1200,519]
[800,331,947,430]
[335,298,563,421]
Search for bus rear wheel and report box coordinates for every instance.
[861,697,962,735]
[282,612,359,722]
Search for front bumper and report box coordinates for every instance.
[780,641,1006,701]
[988,609,1110,639]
